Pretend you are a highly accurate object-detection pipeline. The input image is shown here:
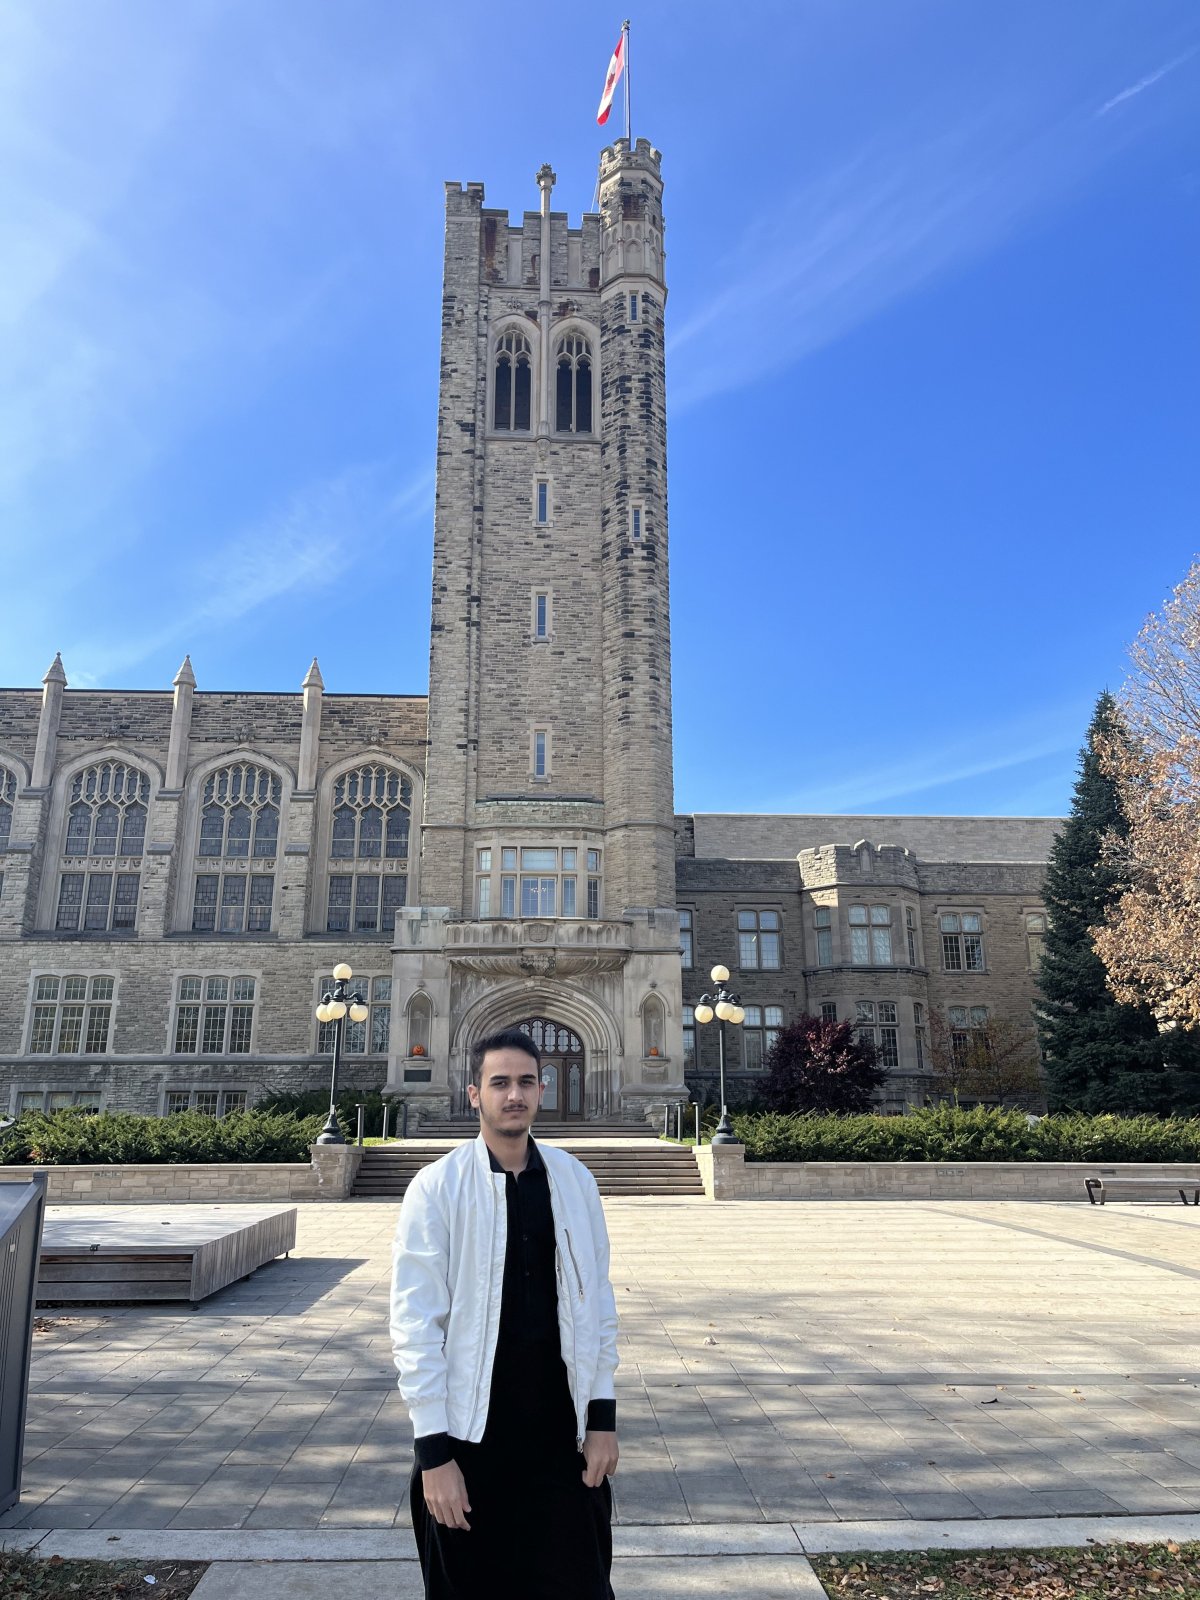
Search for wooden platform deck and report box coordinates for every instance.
[36,1203,297,1306]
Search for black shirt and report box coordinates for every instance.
[413,1138,616,1470]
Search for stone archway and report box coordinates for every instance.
[450,977,621,1119]
[517,1017,585,1119]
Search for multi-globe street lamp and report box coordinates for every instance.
[694,963,745,1146]
[313,962,369,1145]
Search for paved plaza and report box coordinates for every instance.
[4,1197,1200,1592]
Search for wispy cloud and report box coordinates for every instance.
[64,463,431,685]
[668,48,1197,411]
[1097,50,1196,116]
[767,702,1089,814]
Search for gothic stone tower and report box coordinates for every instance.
[388,138,683,1123]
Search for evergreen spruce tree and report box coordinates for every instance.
[1039,693,1200,1113]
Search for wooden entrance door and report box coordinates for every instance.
[518,1018,585,1120]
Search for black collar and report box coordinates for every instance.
[485,1133,544,1175]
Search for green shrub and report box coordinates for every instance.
[0,1107,324,1166]
[728,1105,1200,1163]
[255,1086,387,1138]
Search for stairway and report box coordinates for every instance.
[352,1136,704,1199]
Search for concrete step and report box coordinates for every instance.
[352,1142,704,1199]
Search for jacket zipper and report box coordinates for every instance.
[563,1229,585,1303]
[471,1176,500,1436]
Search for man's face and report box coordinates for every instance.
[467,1047,544,1137]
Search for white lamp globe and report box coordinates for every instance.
[714,1000,733,1022]
[315,1003,332,1024]
[729,1005,746,1025]
[348,1003,369,1024]
[710,964,730,984]
[328,999,348,1020]
[332,962,353,982]
[694,1003,714,1025]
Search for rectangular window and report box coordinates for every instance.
[521,848,558,870]
[940,912,985,972]
[28,975,113,1055]
[501,847,518,870]
[679,908,694,968]
[194,874,273,935]
[906,907,919,966]
[741,1005,783,1072]
[218,876,247,933]
[914,1001,926,1070]
[536,480,549,524]
[501,875,516,917]
[165,1090,191,1115]
[814,906,832,966]
[630,503,643,541]
[56,871,139,934]
[533,730,548,779]
[16,1088,101,1115]
[849,905,892,965]
[820,1001,838,1024]
[113,874,140,930]
[1025,911,1047,968]
[738,909,781,969]
[561,876,577,917]
[354,875,380,932]
[175,976,256,1056]
[194,1092,220,1117]
[629,292,639,322]
[520,876,557,917]
[682,1005,696,1069]
[381,876,407,933]
[534,592,550,638]
[327,875,352,933]
[587,877,600,919]
[477,875,492,917]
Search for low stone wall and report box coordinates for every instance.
[0,1144,363,1204]
[692,1145,1200,1202]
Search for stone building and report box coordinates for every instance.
[0,139,1059,1124]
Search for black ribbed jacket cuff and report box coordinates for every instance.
[414,1432,456,1471]
[586,1399,617,1432]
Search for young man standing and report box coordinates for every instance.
[390,1027,620,1599]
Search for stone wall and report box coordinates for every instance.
[693,1145,1200,1202]
[1,1143,363,1203]
[691,814,1061,864]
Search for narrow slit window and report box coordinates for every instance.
[534,592,550,639]
[629,292,639,322]
[630,503,643,541]
[536,480,549,523]
[533,730,548,779]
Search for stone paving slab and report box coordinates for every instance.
[2,1200,1199,1533]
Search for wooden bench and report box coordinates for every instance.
[1085,1176,1200,1205]
[35,1203,297,1307]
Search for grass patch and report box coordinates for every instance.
[0,1551,207,1598]
[813,1542,1200,1598]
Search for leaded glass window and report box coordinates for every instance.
[28,975,114,1054]
[848,905,893,965]
[737,909,781,969]
[494,330,532,431]
[64,762,148,857]
[941,912,985,972]
[326,765,411,934]
[555,333,593,434]
[173,975,255,1054]
[199,764,280,858]
[0,765,15,850]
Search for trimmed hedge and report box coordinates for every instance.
[730,1106,1200,1164]
[0,1108,325,1167]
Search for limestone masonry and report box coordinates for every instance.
[0,140,1060,1123]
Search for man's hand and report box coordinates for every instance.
[422,1459,472,1529]
[581,1429,619,1488]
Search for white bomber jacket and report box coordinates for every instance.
[389,1136,619,1446]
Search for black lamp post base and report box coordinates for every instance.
[710,1110,741,1146]
[314,1110,346,1146]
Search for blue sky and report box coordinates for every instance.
[2,1,1197,817]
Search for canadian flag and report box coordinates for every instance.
[596,31,625,126]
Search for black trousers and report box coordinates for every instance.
[411,1337,615,1600]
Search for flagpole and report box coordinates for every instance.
[623,19,631,143]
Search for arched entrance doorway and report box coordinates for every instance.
[518,1017,585,1120]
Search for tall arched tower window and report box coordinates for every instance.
[56,760,149,932]
[0,764,16,850]
[326,763,411,934]
[192,763,280,934]
[555,334,593,434]
[494,330,533,431]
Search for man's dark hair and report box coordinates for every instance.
[469,1028,541,1087]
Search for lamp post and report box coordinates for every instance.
[694,963,745,1145]
[314,962,369,1145]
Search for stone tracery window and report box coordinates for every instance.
[56,761,149,933]
[326,764,410,934]
[494,329,533,431]
[555,333,593,433]
[0,765,16,850]
[192,763,280,934]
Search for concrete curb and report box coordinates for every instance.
[6,1511,1200,1562]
